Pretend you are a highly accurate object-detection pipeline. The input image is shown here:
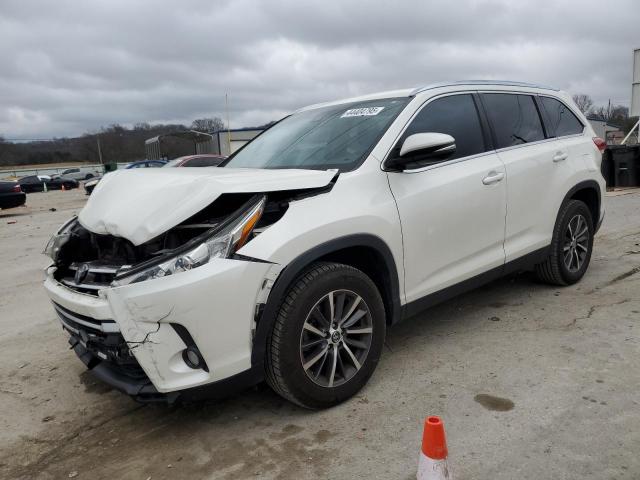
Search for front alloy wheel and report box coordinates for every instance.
[300,290,373,388]
[266,262,386,409]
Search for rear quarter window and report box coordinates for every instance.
[539,96,584,137]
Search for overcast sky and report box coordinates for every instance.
[0,0,638,140]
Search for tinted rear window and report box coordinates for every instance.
[539,96,584,137]
[482,94,545,148]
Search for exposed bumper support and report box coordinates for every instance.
[71,338,263,404]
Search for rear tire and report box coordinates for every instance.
[535,200,594,286]
[265,262,386,409]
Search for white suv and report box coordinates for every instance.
[43,81,606,408]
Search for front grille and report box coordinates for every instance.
[56,262,119,296]
[53,301,118,333]
[53,302,147,380]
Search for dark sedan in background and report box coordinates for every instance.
[18,175,79,193]
[0,181,26,209]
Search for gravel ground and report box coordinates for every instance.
[0,187,639,480]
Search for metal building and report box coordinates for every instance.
[145,128,263,160]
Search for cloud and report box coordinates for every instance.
[0,0,637,139]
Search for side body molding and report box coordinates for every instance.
[250,234,401,366]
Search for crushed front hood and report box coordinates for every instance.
[78,167,336,245]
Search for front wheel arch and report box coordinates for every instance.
[251,234,401,367]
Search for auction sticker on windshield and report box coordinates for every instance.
[341,107,385,118]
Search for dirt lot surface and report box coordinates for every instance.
[1,188,639,480]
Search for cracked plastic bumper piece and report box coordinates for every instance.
[44,258,276,394]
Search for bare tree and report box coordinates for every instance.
[0,135,8,164]
[191,117,224,133]
[572,94,593,114]
[133,122,151,131]
[591,104,629,125]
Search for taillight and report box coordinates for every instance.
[592,137,606,153]
[12,184,22,193]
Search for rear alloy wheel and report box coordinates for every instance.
[535,199,594,285]
[266,262,386,409]
[563,214,589,273]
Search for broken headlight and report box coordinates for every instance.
[43,216,78,262]
[113,195,266,286]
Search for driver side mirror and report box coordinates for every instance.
[385,133,456,171]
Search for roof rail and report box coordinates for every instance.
[410,80,559,96]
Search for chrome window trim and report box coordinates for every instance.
[380,88,587,174]
[395,150,498,174]
[492,132,586,155]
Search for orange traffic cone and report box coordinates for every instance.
[417,416,451,480]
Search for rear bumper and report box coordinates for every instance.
[44,257,278,396]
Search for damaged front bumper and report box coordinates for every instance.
[44,257,279,402]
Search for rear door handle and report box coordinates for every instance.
[482,171,505,185]
[553,151,568,162]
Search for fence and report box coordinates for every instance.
[0,163,130,180]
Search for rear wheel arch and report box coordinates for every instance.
[561,180,601,228]
[251,235,401,366]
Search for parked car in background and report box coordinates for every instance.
[53,167,101,181]
[0,181,26,209]
[163,154,227,168]
[125,160,167,169]
[84,177,101,195]
[43,81,606,409]
[18,175,79,193]
[84,160,168,195]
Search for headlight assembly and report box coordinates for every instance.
[112,195,266,286]
[43,216,78,262]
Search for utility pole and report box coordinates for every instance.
[97,135,104,165]
[225,93,231,155]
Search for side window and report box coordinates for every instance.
[399,94,486,163]
[481,94,545,148]
[539,96,584,137]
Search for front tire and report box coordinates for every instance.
[265,262,386,409]
[535,199,594,285]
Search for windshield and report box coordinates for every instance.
[223,98,409,171]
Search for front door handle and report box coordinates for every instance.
[482,171,505,185]
[553,151,569,162]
